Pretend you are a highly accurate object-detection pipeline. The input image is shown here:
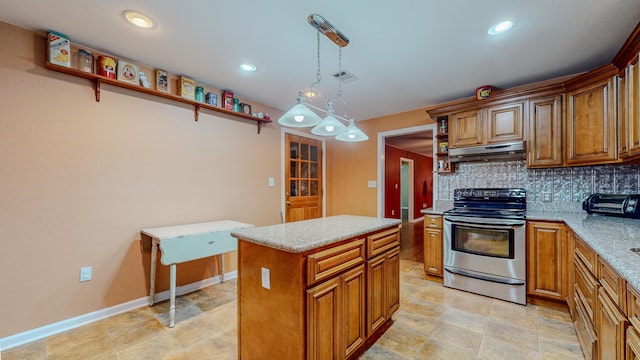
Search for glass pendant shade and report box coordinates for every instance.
[277,95,323,128]
[311,112,348,136]
[335,119,369,142]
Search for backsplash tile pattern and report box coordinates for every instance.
[437,161,640,212]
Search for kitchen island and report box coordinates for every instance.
[231,215,402,360]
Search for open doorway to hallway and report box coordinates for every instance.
[378,124,436,262]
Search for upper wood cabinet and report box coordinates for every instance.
[621,54,640,159]
[527,95,564,168]
[449,109,483,147]
[448,103,524,148]
[485,102,525,143]
[565,71,618,166]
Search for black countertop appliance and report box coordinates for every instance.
[582,194,640,219]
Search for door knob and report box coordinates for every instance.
[286,201,291,205]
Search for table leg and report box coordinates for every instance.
[220,254,225,283]
[169,263,176,328]
[149,243,158,306]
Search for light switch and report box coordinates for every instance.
[268,177,275,187]
[261,267,270,289]
[367,180,377,188]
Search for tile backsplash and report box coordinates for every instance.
[437,161,640,212]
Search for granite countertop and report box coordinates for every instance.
[230,215,402,253]
[527,211,640,294]
[420,201,453,215]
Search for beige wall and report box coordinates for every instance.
[0,21,436,340]
[326,110,434,216]
[0,23,284,338]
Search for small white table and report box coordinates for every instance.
[141,220,253,327]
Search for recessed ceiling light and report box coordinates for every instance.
[240,63,256,72]
[123,10,155,29]
[488,20,513,35]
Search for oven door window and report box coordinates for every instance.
[451,224,514,259]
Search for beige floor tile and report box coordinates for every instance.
[484,317,539,352]
[439,306,488,333]
[1,340,45,360]
[413,284,460,306]
[182,329,237,360]
[414,338,476,360]
[448,291,494,317]
[536,316,581,342]
[489,300,537,331]
[359,344,410,360]
[168,311,218,349]
[374,322,428,359]
[101,306,156,330]
[538,336,585,360]
[105,317,166,352]
[428,321,484,355]
[116,331,182,360]
[536,304,573,323]
[393,301,442,336]
[477,334,540,360]
[45,322,117,360]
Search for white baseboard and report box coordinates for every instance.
[0,271,236,351]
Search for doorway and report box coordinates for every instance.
[283,132,324,223]
[400,158,414,223]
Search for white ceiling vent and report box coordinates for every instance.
[332,70,358,83]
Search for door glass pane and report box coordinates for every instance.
[300,180,309,196]
[310,163,318,179]
[290,142,298,159]
[301,163,309,178]
[310,145,318,161]
[310,180,318,196]
[290,180,298,196]
[290,161,298,178]
[301,143,309,160]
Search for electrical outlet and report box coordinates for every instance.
[261,267,270,289]
[80,266,92,282]
[543,192,552,202]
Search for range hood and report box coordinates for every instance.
[448,141,526,163]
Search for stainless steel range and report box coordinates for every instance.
[443,188,527,305]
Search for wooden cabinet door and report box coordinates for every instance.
[367,254,386,336]
[342,265,366,359]
[527,95,564,168]
[386,248,400,316]
[485,102,524,144]
[566,76,617,165]
[307,277,341,360]
[628,57,640,157]
[597,288,629,360]
[449,109,483,147]
[423,228,443,277]
[628,327,640,360]
[527,221,567,301]
[366,248,400,336]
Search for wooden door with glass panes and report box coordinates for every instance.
[285,134,323,222]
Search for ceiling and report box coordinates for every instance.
[1,1,639,129]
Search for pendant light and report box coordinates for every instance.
[335,119,369,141]
[278,14,369,142]
[311,98,348,136]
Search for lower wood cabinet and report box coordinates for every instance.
[423,215,443,277]
[597,287,629,360]
[307,264,365,360]
[526,221,567,301]
[628,326,640,360]
[367,248,400,336]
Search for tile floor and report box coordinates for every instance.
[2,259,583,360]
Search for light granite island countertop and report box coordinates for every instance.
[231,214,402,253]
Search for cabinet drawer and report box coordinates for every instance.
[629,285,640,329]
[367,227,400,259]
[574,254,599,326]
[598,257,627,309]
[307,239,365,286]
[424,215,442,229]
[574,236,597,274]
[629,326,640,359]
[574,293,597,360]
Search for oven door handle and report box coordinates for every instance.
[445,266,525,286]
[444,216,525,228]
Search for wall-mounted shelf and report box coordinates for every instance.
[434,118,453,173]
[44,61,271,134]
